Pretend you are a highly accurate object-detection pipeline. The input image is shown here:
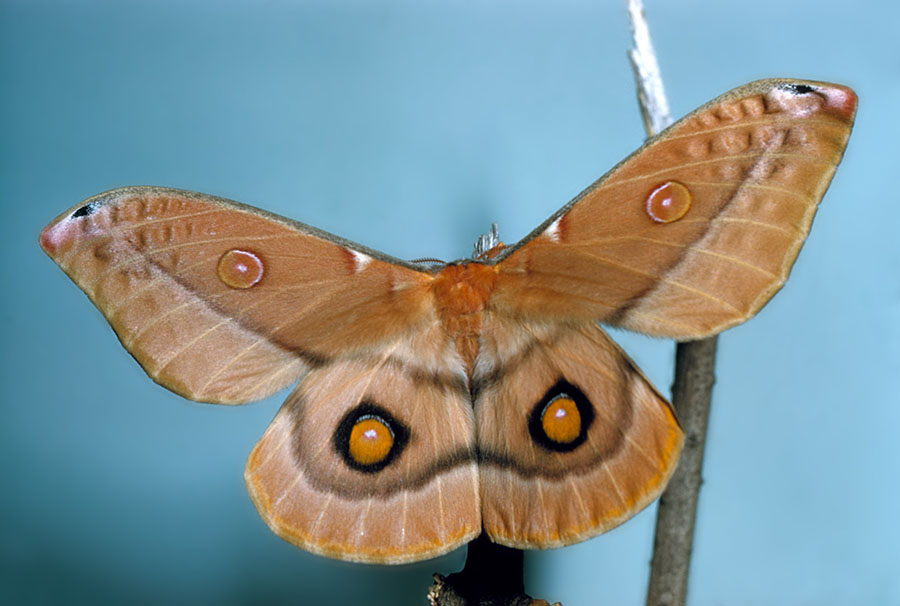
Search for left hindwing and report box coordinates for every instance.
[244,324,481,564]
[473,316,683,549]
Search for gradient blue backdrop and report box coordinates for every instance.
[2,1,897,604]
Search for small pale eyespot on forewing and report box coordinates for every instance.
[217,249,264,289]
[541,397,582,445]
[348,417,395,466]
[646,181,692,223]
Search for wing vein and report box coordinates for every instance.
[601,150,833,189]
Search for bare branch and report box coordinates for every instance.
[646,339,718,606]
[625,2,720,605]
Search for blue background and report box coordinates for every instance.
[2,1,897,604]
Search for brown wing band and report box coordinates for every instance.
[285,352,637,500]
[477,343,635,476]
[145,255,332,368]
[469,324,568,400]
[603,162,756,325]
[135,250,470,394]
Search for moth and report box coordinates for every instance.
[39,79,855,564]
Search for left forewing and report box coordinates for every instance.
[39,187,434,403]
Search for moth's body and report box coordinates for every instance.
[40,79,855,563]
[430,261,500,376]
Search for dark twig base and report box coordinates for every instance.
[428,535,557,606]
[646,338,718,606]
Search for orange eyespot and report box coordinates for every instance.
[217,249,264,289]
[646,181,692,223]
[348,417,394,466]
[528,379,594,452]
[335,402,410,472]
[541,397,582,445]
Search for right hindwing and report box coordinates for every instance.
[473,315,683,549]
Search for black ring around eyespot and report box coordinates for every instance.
[527,378,595,453]
[333,401,411,474]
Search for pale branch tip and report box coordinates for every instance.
[474,223,501,258]
[627,0,673,136]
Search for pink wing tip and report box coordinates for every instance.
[820,84,858,120]
[39,215,79,257]
[39,222,61,255]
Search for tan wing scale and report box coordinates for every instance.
[473,316,683,548]
[492,79,856,339]
[39,187,433,403]
[245,324,480,563]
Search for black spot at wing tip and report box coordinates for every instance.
[71,201,99,218]
[780,83,816,96]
